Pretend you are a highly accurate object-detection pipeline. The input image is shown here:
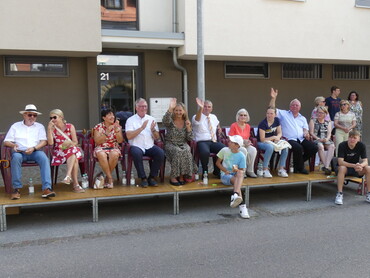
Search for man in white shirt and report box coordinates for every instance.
[4,104,55,200]
[125,98,164,187]
[192,98,225,178]
[269,88,318,174]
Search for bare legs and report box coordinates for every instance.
[96,151,119,184]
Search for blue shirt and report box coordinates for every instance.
[217,147,246,174]
[325,96,341,121]
[257,117,280,141]
[276,109,308,141]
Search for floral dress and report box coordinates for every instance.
[349,101,363,133]
[51,123,82,166]
[93,122,121,157]
[162,111,198,179]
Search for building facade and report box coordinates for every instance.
[0,0,369,143]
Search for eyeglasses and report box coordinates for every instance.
[340,103,348,106]
[27,114,37,118]
[50,116,57,120]
[137,105,147,108]
[239,114,247,117]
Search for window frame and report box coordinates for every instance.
[4,56,69,77]
[355,0,370,8]
[101,0,124,10]
[281,63,323,79]
[332,64,370,80]
[224,62,270,79]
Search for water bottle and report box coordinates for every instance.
[289,161,294,173]
[81,174,89,189]
[203,171,208,185]
[257,163,263,177]
[122,171,127,186]
[195,173,199,181]
[130,170,135,186]
[28,178,34,194]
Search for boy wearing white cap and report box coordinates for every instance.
[216,135,249,218]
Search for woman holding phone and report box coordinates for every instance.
[93,109,124,188]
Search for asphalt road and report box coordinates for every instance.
[1,187,370,278]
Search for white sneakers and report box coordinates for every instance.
[230,193,243,208]
[246,171,257,178]
[335,192,343,205]
[263,169,272,178]
[239,204,250,219]
[365,193,370,203]
[278,169,289,178]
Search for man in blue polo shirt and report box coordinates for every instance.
[269,88,318,174]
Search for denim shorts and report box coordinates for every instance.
[221,172,236,186]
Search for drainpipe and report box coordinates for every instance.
[172,0,189,108]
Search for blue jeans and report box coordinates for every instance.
[257,142,288,169]
[130,145,164,179]
[11,150,52,190]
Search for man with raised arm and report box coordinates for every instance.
[192,98,225,178]
[125,98,164,187]
[269,88,318,174]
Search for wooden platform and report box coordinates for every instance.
[0,172,365,231]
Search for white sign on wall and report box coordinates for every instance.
[149,97,172,123]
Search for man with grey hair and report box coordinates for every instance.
[269,88,318,174]
[192,98,225,178]
[125,98,164,187]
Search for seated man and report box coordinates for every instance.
[335,129,370,205]
[4,104,55,200]
[269,88,318,174]
[192,98,225,178]
[125,98,164,187]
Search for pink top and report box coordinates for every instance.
[228,122,251,140]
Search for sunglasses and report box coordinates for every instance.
[27,114,38,118]
[50,116,58,120]
[340,104,348,106]
[239,114,247,116]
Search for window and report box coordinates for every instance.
[101,0,123,10]
[355,0,370,8]
[4,56,68,77]
[224,62,269,79]
[101,0,138,30]
[282,63,322,79]
[333,65,369,80]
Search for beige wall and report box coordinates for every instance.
[179,0,370,63]
[139,0,173,32]
[0,0,101,56]
[0,57,92,133]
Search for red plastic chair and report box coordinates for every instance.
[1,144,52,194]
[50,131,89,186]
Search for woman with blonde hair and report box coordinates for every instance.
[47,109,84,193]
[334,100,356,152]
[163,98,198,185]
[228,108,258,178]
[309,106,335,175]
[311,96,330,121]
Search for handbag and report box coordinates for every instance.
[54,125,74,150]
[93,172,105,189]
[266,140,292,154]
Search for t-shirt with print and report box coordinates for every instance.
[257,117,280,141]
[325,96,341,121]
[217,147,246,174]
[338,141,366,165]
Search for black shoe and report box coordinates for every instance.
[299,169,309,174]
[178,180,186,185]
[148,177,158,187]
[213,171,220,179]
[140,179,148,188]
[170,180,180,186]
[323,167,332,175]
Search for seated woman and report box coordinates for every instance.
[93,109,124,188]
[163,98,198,185]
[334,100,356,153]
[311,96,330,121]
[228,109,257,178]
[47,109,84,193]
[257,107,289,178]
[309,106,335,175]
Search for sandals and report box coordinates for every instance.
[73,184,85,193]
[62,176,72,185]
[104,178,114,189]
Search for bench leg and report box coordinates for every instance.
[307,181,312,201]
[174,192,179,215]
[92,199,98,222]
[244,187,250,207]
[1,206,7,232]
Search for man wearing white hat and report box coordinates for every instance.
[4,104,55,200]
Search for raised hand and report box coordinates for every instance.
[270,87,278,99]
[196,97,204,108]
[150,120,157,131]
[141,120,149,130]
[169,98,177,112]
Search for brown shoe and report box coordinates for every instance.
[42,188,56,198]
[10,189,21,200]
